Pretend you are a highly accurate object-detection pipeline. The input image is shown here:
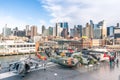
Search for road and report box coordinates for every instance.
[0,61,120,80]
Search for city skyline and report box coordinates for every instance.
[0,0,120,33]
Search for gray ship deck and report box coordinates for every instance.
[0,62,120,80]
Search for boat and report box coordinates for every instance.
[0,40,35,55]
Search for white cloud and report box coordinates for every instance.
[38,20,48,34]
[0,16,27,33]
[39,20,47,26]
[0,16,42,34]
[41,0,120,27]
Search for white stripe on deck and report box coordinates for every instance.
[29,64,57,72]
[0,71,17,79]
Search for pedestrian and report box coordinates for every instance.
[109,57,112,65]
[114,52,117,59]
[55,48,60,55]
[116,58,119,64]
[45,48,50,57]
[0,63,1,70]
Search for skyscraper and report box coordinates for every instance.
[42,26,53,36]
[16,30,26,37]
[74,25,79,37]
[70,29,74,37]
[43,29,49,36]
[107,26,114,37]
[55,22,69,38]
[93,24,102,39]
[31,26,37,38]
[90,20,94,28]
[53,26,57,36]
[48,27,53,36]
[82,27,86,36]
[12,27,18,36]
[114,27,120,39]
[42,25,46,34]
[77,25,82,37]
[116,23,119,27]
[63,22,69,38]
[56,23,63,37]
[25,25,30,36]
[63,22,69,33]
[2,24,11,37]
[61,28,68,38]
[70,25,82,38]
[100,20,107,39]
[85,22,93,38]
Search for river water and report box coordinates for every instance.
[0,54,35,67]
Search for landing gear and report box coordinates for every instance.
[76,62,81,68]
[43,61,47,71]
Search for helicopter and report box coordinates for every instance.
[7,42,48,77]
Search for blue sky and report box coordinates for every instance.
[0,0,120,33]
[0,0,52,33]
